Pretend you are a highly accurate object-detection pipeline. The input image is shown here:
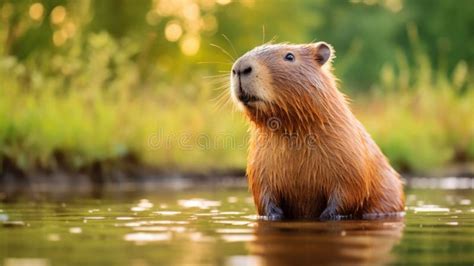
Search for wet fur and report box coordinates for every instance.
[233,43,404,220]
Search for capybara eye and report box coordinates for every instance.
[284,52,295,62]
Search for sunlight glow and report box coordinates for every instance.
[52,30,67,46]
[165,21,183,42]
[200,0,217,10]
[241,0,255,8]
[177,198,220,209]
[146,10,160,25]
[180,35,200,56]
[385,0,403,12]
[51,6,67,25]
[124,232,172,243]
[183,3,200,20]
[216,0,232,5]
[201,15,217,32]
[152,0,220,55]
[29,3,44,21]
[64,22,76,38]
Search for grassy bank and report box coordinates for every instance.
[356,61,474,172]
[0,33,248,175]
[0,34,473,176]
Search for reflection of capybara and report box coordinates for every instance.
[249,219,404,265]
[230,42,404,219]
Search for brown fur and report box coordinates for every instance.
[230,42,404,219]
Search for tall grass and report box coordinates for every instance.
[0,33,248,174]
[355,49,473,172]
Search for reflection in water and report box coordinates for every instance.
[3,258,51,266]
[249,218,404,265]
[124,232,172,243]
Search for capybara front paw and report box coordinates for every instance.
[319,208,340,220]
[265,204,284,220]
[260,193,284,220]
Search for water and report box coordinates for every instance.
[1,185,474,265]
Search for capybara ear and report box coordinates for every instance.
[312,42,334,66]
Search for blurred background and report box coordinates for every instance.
[0,0,473,181]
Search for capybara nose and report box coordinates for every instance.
[241,66,252,76]
[232,61,253,77]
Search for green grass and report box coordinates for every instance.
[0,73,248,173]
[0,34,248,173]
[356,54,473,172]
[0,34,473,175]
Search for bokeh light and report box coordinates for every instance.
[201,15,217,32]
[200,0,217,10]
[152,0,220,55]
[385,0,403,12]
[29,3,44,21]
[182,3,199,20]
[180,35,200,56]
[216,0,232,5]
[146,11,160,25]
[64,22,76,38]
[165,21,183,42]
[53,30,67,46]
[51,6,67,25]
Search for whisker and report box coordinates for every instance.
[206,38,235,112]
[212,89,232,111]
[220,94,232,109]
[205,79,228,85]
[203,78,229,87]
[222,34,239,58]
[207,76,229,85]
[197,61,233,65]
[209,81,230,89]
[206,75,229,81]
[202,73,229,79]
[221,97,232,111]
[212,83,231,91]
[214,89,229,102]
[212,90,227,102]
[267,35,278,45]
[210,43,235,62]
[202,75,228,82]
[207,81,230,88]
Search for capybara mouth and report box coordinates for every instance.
[238,93,261,104]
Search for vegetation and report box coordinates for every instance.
[0,34,248,172]
[356,52,473,172]
[0,0,473,175]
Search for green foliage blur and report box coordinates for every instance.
[0,0,473,174]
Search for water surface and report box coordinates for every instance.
[1,184,473,265]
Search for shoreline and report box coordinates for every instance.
[1,161,473,201]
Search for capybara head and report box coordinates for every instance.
[230,42,337,131]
